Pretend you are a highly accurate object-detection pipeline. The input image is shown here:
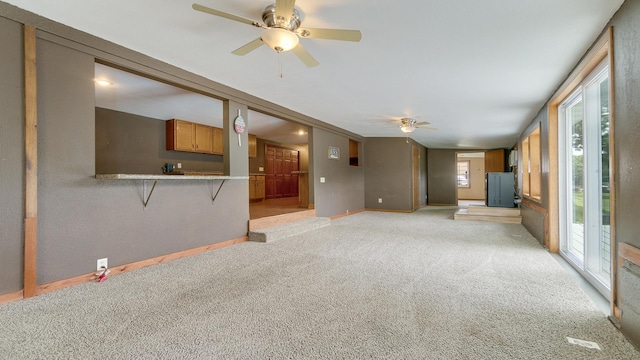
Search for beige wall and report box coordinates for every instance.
[457,157,485,200]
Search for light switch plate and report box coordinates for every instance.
[320,177,326,183]
[259,167,264,172]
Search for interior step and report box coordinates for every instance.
[467,205,521,216]
[249,209,316,231]
[454,208,522,224]
[249,217,331,243]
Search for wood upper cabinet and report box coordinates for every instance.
[248,134,257,158]
[167,119,223,155]
[194,124,213,153]
[167,119,195,152]
[212,127,223,155]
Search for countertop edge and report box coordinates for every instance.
[96,174,249,180]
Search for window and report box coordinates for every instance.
[521,124,541,200]
[349,139,359,166]
[457,161,469,187]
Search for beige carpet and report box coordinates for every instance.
[1,209,638,359]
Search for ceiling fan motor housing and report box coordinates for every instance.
[262,4,301,30]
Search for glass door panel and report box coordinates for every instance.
[567,98,584,264]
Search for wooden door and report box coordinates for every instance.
[283,151,292,196]
[275,148,284,198]
[412,146,420,211]
[485,149,505,173]
[265,146,276,198]
[265,145,300,199]
[291,151,299,198]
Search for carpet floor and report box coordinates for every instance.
[1,209,638,359]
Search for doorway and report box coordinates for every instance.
[558,59,611,298]
[456,152,486,206]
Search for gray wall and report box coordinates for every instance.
[515,0,640,346]
[312,128,365,217]
[364,137,426,211]
[609,0,640,347]
[0,16,24,294]
[427,149,458,205]
[95,107,223,175]
[35,38,249,283]
[519,109,548,241]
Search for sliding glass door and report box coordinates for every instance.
[559,59,611,298]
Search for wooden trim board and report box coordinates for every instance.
[33,237,247,297]
[330,209,365,220]
[616,243,640,320]
[23,24,38,299]
[365,208,414,214]
[0,290,24,305]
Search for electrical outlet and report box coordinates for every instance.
[378,198,383,203]
[177,163,182,169]
[259,166,264,172]
[97,258,108,271]
[320,177,326,183]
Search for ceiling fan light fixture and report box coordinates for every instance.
[400,125,415,133]
[261,27,299,52]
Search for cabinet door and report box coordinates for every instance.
[248,176,256,200]
[256,176,265,200]
[172,120,195,151]
[212,127,223,155]
[248,134,257,158]
[195,124,214,154]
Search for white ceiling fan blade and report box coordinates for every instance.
[232,38,265,56]
[298,28,362,42]
[192,3,261,27]
[417,126,438,131]
[291,44,319,67]
[275,0,296,22]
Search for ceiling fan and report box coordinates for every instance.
[398,117,437,133]
[192,1,362,67]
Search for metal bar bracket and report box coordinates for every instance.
[143,180,158,208]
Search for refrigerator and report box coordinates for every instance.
[485,172,515,207]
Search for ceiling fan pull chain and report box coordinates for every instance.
[278,52,284,78]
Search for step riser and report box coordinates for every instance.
[454,213,522,224]
[249,210,317,231]
[467,205,520,216]
[249,218,331,242]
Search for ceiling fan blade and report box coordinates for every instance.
[232,38,265,56]
[298,27,362,42]
[415,121,431,126]
[275,0,296,21]
[417,126,438,131]
[192,3,260,27]
[291,44,319,67]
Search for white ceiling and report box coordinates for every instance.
[5,0,624,149]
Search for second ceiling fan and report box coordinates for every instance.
[193,0,362,67]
